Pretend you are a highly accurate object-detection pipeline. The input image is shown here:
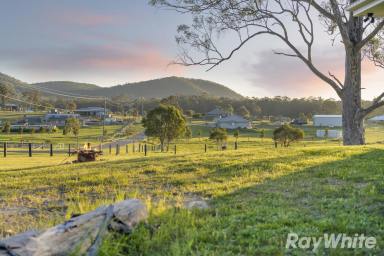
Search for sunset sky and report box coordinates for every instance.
[0,0,382,99]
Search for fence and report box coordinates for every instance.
[0,140,242,158]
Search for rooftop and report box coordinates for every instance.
[76,107,106,112]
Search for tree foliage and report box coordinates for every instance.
[142,104,187,150]
[273,124,304,147]
[1,121,11,134]
[209,128,228,144]
[0,83,15,107]
[63,118,80,136]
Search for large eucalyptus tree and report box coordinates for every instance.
[151,0,384,145]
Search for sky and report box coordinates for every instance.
[0,0,382,99]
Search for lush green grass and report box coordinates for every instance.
[0,138,382,255]
[191,120,384,144]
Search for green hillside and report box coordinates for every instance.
[0,73,243,99]
[33,81,101,94]
[0,72,27,88]
[100,77,244,99]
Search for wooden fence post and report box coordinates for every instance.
[235,141,238,150]
[3,142,7,158]
[109,144,112,155]
[144,144,147,156]
[133,144,135,153]
[68,144,71,156]
[205,144,207,153]
[126,144,128,154]
[28,143,32,157]
[50,144,53,157]
[174,145,177,155]
[138,144,141,152]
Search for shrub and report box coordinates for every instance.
[273,124,304,147]
[2,121,11,134]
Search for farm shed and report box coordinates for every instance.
[216,115,252,129]
[348,0,384,17]
[313,115,342,127]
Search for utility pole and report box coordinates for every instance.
[141,97,144,117]
[102,97,106,143]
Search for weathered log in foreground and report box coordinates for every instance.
[0,199,148,256]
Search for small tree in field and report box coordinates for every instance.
[210,128,228,149]
[64,118,80,136]
[66,101,77,113]
[64,117,81,148]
[233,129,239,142]
[273,124,304,147]
[2,121,11,134]
[142,104,186,151]
[185,126,192,141]
[195,129,203,141]
[259,129,265,141]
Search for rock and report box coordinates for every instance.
[185,200,209,210]
[0,199,148,256]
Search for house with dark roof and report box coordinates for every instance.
[216,115,252,129]
[75,107,109,118]
[2,103,21,111]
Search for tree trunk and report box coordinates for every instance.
[342,16,365,145]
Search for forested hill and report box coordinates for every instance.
[0,73,243,99]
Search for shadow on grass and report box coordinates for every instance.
[100,148,384,256]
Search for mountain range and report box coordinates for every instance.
[0,73,243,99]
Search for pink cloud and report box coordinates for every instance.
[81,44,184,75]
[247,48,379,97]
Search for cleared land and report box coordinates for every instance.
[0,137,382,255]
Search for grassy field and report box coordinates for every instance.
[0,137,382,255]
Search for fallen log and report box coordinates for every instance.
[0,199,148,256]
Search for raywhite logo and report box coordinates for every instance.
[286,232,376,252]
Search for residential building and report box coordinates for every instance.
[75,107,109,118]
[216,115,252,129]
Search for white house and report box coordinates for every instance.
[348,0,384,17]
[216,115,252,129]
[313,115,342,127]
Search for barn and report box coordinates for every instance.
[313,115,342,127]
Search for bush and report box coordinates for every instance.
[2,121,11,134]
[273,124,304,147]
